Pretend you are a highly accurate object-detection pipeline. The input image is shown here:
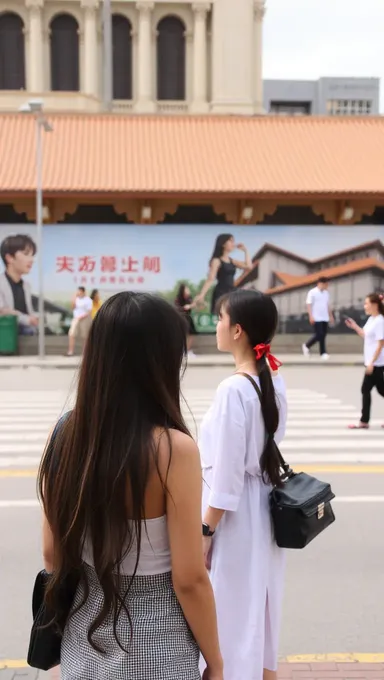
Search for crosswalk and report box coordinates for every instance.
[0,388,383,476]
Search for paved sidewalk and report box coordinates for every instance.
[1,663,384,679]
[0,354,364,369]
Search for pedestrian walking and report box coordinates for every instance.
[195,234,251,314]
[345,293,384,429]
[90,289,102,319]
[39,292,223,680]
[66,286,92,356]
[302,276,334,360]
[175,283,197,357]
[199,289,287,680]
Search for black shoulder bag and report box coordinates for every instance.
[27,412,79,671]
[240,374,336,549]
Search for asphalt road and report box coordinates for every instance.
[1,365,384,665]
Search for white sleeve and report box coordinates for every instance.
[208,383,246,512]
[373,316,384,342]
[275,386,288,447]
[86,299,93,313]
[306,290,313,305]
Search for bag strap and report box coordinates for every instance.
[237,372,291,475]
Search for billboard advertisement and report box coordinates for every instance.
[1,223,384,335]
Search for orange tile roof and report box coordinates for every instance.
[2,114,384,195]
[265,257,384,295]
[273,271,301,285]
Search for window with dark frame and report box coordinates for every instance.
[157,16,186,101]
[50,13,80,92]
[112,14,133,100]
[0,12,25,90]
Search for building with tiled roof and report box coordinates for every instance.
[1,114,384,225]
[235,240,384,320]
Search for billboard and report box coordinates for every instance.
[1,223,384,334]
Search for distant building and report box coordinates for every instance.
[236,240,384,322]
[264,77,380,116]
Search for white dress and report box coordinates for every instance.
[199,373,288,680]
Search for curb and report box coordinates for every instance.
[0,356,364,370]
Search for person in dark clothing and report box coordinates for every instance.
[194,234,251,314]
[175,283,197,356]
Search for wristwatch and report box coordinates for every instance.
[202,523,215,537]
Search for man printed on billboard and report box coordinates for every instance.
[0,234,38,335]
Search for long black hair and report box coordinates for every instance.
[175,283,190,307]
[220,289,282,487]
[38,292,189,651]
[367,292,384,316]
[209,233,233,264]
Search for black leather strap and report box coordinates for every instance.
[237,372,290,473]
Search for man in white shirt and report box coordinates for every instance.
[302,277,334,360]
[66,287,93,356]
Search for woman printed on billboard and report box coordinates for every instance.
[195,234,252,314]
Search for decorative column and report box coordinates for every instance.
[253,0,266,114]
[191,4,210,113]
[135,1,155,113]
[26,0,44,93]
[81,0,99,98]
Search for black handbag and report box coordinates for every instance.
[241,373,336,549]
[27,569,79,671]
[27,412,79,671]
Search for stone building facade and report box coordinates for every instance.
[0,0,265,115]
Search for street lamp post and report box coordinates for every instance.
[20,100,53,360]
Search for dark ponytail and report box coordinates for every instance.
[367,292,384,316]
[220,289,282,488]
[255,354,282,487]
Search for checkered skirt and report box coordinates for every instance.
[61,565,201,680]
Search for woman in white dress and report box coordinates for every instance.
[199,290,287,680]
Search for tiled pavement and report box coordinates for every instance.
[1,664,384,679]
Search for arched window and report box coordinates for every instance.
[112,14,132,100]
[157,16,186,101]
[0,12,25,90]
[50,14,79,91]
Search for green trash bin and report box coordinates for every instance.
[0,315,18,355]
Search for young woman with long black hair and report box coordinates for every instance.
[39,292,223,680]
[175,283,198,356]
[346,292,384,429]
[195,234,251,314]
[199,290,287,680]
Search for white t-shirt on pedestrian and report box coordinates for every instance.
[306,287,330,322]
[73,295,92,320]
[363,315,384,367]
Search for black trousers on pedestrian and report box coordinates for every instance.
[361,366,384,423]
[306,321,328,355]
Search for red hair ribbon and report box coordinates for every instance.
[253,343,282,371]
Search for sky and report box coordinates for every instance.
[264,0,384,110]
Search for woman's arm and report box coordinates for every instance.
[195,259,221,301]
[163,431,223,677]
[230,244,252,271]
[345,318,365,338]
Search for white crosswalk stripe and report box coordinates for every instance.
[0,388,383,473]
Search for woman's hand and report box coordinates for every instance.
[366,364,374,375]
[202,666,224,680]
[203,536,213,570]
[236,243,246,251]
[345,317,356,330]
[183,304,191,311]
